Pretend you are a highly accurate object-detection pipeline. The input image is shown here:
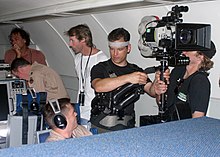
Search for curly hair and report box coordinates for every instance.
[8,27,30,46]
[199,52,214,72]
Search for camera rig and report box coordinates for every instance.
[91,5,212,124]
[91,83,144,116]
[138,5,211,66]
[138,5,212,121]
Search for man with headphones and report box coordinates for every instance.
[43,98,92,142]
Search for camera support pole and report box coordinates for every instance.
[158,48,168,122]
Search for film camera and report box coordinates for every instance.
[138,5,211,67]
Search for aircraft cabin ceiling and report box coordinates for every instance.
[0,0,213,24]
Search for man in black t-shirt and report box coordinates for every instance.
[90,28,168,133]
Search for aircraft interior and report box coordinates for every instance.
[0,0,219,156]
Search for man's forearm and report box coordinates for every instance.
[92,75,130,93]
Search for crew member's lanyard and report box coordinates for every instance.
[79,47,92,106]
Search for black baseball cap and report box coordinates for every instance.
[201,41,216,59]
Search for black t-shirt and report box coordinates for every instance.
[91,59,147,115]
[167,66,210,119]
[91,59,143,81]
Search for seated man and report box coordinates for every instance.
[43,98,92,142]
[10,58,69,101]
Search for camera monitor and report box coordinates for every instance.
[175,23,211,51]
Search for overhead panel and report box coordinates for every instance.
[0,0,214,24]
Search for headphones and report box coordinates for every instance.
[28,88,39,113]
[48,99,67,129]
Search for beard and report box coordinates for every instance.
[70,47,79,55]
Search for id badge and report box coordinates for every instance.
[78,91,85,106]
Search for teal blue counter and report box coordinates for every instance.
[0,117,220,157]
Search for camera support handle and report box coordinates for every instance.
[158,48,168,122]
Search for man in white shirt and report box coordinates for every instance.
[65,24,108,121]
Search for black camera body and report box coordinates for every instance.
[175,23,211,51]
[138,5,211,67]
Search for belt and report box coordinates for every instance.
[99,115,133,128]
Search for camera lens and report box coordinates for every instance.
[179,29,192,44]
